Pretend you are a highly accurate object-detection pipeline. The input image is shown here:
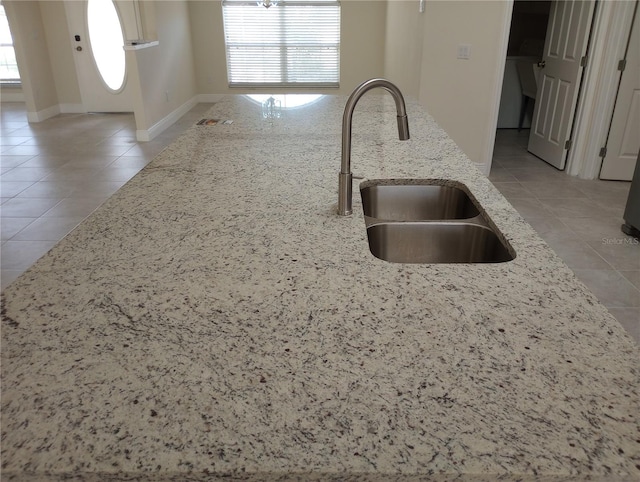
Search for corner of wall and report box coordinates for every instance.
[136,95,199,142]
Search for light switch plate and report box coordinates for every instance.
[457,44,471,60]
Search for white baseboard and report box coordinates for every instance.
[59,103,86,114]
[26,104,60,123]
[21,94,222,132]
[22,103,85,122]
[136,95,199,142]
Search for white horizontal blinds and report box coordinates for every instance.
[222,0,340,87]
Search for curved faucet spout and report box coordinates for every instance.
[338,78,410,216]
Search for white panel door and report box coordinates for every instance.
[599,6,639,181]
[64,0,133,113]
[528,0,596,169]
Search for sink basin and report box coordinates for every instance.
[366,222,514,263]
[361,183,480,221]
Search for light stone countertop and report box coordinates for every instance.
[1,94,638,481]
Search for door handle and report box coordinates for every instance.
[538,60,546,68]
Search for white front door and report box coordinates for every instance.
[528,0,596,169]
[599,5,639,181]
[64,0,133,113]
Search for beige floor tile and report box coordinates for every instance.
[492,154,545,169]
[519,181,587,199]
[560,216,629,245]
[2,145,47,156]
[575,179,631,199]
[97,136,138,147]
[538,197,611,219]
[620,270,640,290]
[1,217,35,240]
[0,155,33,168]
[7,127,50,137]
[93,167,143,182]
[606,308,640,344]
[60,156,119,169]
[492,182,535,200]
[544,238,612,270]
[0,239,57,270]
[41,167,102,182]
[0,197,61,217]
[16,181,76,198]
[589,242,640,271]
[505,197,554,220]
[82,144,134,157]
[1,181,35,197]
[524,217,573,238]
[0,136,32,146]
[11,216,85,241]
[69,180,127,198]
[1,269,22,290]
[487,168,518,182]
[572,269,640,308]
[108,157,152,169]
[42,198,106,218]
[18,155,74,169]
[510,167,578,183]
[121,143,167,158]
[0,167,54,182]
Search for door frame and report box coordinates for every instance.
[489,0,637,180]
[566,0,637,178]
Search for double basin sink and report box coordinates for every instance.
[360,180,515,264]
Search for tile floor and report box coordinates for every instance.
[490,129,639,343]
[1,106,638,343]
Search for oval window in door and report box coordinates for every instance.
[87,0,126,91]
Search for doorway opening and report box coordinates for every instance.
[495,0,596,172]
[497,0,550,132]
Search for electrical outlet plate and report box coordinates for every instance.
[457,44,471,60]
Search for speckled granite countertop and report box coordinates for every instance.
[2,94,639,481]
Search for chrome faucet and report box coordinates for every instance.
[338,78,410,215]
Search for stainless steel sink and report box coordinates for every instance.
[361,183,480,221]
[366,222,515,263]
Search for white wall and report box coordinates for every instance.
[128,1,198,138]
[3,1,59,119]
[385,0,512,172]
[188,0,386,95]
[40,1,82,108]
[384,1,424,99]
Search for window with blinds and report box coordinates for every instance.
[222,0,340,87]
